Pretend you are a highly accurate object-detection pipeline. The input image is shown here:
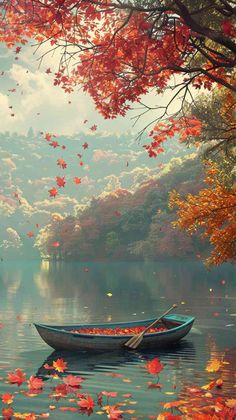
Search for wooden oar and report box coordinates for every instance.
[124,304,177,350]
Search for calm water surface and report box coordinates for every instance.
[0,260,235,418]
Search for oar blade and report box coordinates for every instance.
[124,333,144,349]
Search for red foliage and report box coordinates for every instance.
[71,326,167,335]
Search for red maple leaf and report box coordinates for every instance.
[63,374,84,387]
[90,124,97,131]
[48,187,58,197]
[57,158,67,169]
[46,68,52,74]
[53,358,68,372]
[106,405,123,420]
[73,177,81,185]
[50,141,60,148]
[8,369,26,386]
[2,407,14,419]
[15,46,21,54]
[1,393,14,404]
[82,142,89,149]
[44,132,54,142]
[28,376,44,390]
[27,231,34,238]
[101,391,118,398]
[77,394,95,411]
[56,176,66,188]
[145,358,164,375]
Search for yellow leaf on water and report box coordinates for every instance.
[206,359,222,372]
[225,399,236,408]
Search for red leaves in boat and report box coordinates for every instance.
[7,368,26,386]
[71,326,167,335]
[145,358,164,375]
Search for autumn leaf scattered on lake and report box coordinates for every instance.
[145,358,164,375]
[206,359,222,372]
[1,392,14,404]
[8,368,26,386]
[52,358,68,373]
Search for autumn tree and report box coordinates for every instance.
[169,162,236,266]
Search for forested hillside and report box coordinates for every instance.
[36,155,208,261]
[0,129,195,259]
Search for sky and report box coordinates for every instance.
[0,42,184,137]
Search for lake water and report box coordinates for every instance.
[0,260,235,418]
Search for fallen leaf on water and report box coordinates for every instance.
[8,369,26,387]
[206,359,222,372]
[161,400,187,409]
[147,383,163,389]
[53,358,68,373]
[63,374,84,387]
[225,399,236,408]
[145,358,164,375]
[1,392,14,404]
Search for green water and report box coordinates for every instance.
[0,260,235,418]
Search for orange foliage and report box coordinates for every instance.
[169,163,236,265]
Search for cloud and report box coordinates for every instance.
[93,149,119,163]
[2,157,16,171]
[0,227,22,248]
[34,195,78,211]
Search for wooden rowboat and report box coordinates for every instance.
[34,314,194,351]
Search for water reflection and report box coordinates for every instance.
[0,260,235,417]
[35,340,196,381]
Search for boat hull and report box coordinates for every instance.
[34,314,194,351]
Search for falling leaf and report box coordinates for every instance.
[57,158,67,169]
[73,177,81,185]
[56,176,66,188]
[26,231,34,238]
[48,187,58,198]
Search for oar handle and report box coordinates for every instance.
[141,304,177,335]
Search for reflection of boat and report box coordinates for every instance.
[34,314,194,351]
[36,339,196,380]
